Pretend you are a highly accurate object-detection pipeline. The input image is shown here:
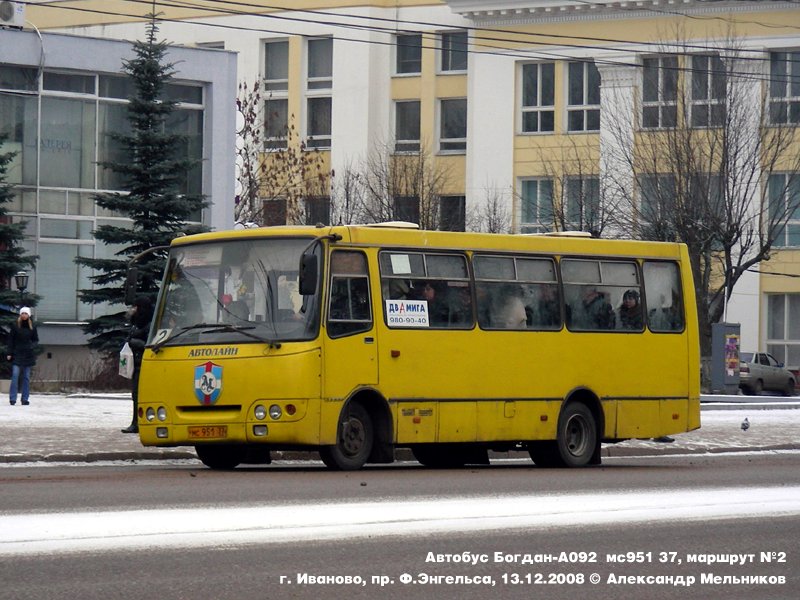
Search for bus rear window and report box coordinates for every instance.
[643,261,684,332]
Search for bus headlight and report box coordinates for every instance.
[268,404,282,420]
[157,406,167,421]
[146,407,156,422]
[254,405,267,420]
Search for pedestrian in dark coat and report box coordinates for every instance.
[7,307,39,406]
[121,296,154,433]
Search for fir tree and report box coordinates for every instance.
[0,132,38,376]
[78,17,207,355]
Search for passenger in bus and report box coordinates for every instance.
[444,284,473,326]
[648,291,683,331]
[224,300,249,323]
[493,295,528,329]
[535,284,560,327]
[574,287,615,330]
[618,289,643,330]
[413,281,450,326]
[384,279,410,300]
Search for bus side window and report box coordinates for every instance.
[475,256,560,331]
[327,251,372,338]
[643,261,684,332]
[379,251,473,329]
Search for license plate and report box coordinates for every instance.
[188,426,228,439]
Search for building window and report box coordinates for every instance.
[263,40,289,150]
[98,101,130,190]
[36,243,94,321]
[0,64,38,92]
[441,31,468,72]
[566,177,600,232]
[440,195,466,231]
[40,97,97,189]
[642,56,678,128]
[168,105,204,201]
[264,97,288,150]
[767,294,800,368]
[306,38,332,149]
[769,173,800,247]
[395,100,420,152]
[394,196,419,223]
[396,33,422,75]
[264,40,289,92]
[521,63,555,133]
[307,38,332,90]
[567,61,600,132]
[305,196,331,226]
[43,72,95,94]
[306,97,331,148]
[691,54,726,127]
[440,98,467,152]
[0,93,38,186]
[519,178,553,233]
[638,174,677,240]
[769,51,800,125]
[262,198,288,226]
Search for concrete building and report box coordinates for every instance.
[6,0,800,368]
[0,23,237,380]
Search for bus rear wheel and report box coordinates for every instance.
[319,403,373,471]
[195,444,245,470]
[529,403,597,468]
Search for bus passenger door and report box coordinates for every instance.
[320,250,378,442]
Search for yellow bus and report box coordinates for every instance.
[135,224,700,470]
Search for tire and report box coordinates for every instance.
[556,403,597,467]
[753,379,763,395]
[784,379,796,397]
[530,403,597,468]
[195,444,245,470]
[528,440,560,467]
[319,402,373,471]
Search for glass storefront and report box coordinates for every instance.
[0,64,205,322]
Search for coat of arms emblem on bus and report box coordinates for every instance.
[194,361,223,405]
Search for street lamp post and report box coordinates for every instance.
[14,271,28,310]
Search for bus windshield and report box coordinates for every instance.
[149,237,321,347]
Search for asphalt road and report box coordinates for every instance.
[1,452,798,600]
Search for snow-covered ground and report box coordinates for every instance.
[2,484,799,556]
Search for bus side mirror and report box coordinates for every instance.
[299,254,318,296]
[124,267,139,305]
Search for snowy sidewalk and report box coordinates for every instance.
[0,394,798,464]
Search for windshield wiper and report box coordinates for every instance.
[151,323,281,353]
[201,323,282,347]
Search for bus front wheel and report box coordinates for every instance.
[195,444,245,470]
[319,403,374,471]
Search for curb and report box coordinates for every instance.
[700,402,800,411]
[0,450,197,464]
